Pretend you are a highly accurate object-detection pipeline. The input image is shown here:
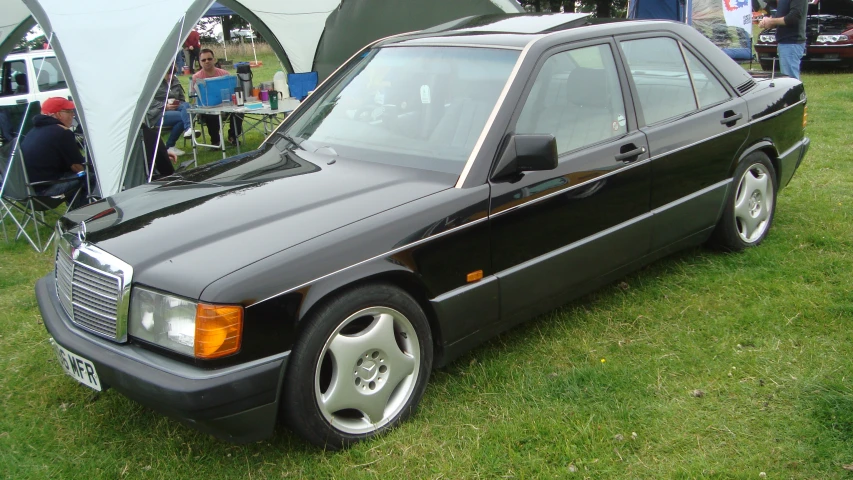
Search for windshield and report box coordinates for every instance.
[284,46,520,175]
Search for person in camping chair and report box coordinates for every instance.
[146,65,197,158]
[191,48,242,147]
[20,97,88,209]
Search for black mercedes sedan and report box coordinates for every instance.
[36,14,810,450]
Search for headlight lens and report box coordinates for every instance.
[129,286,243,358]
[759,34,776,43]
[816,34,849,43]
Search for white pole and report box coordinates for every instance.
[222,17,228,61]
[249,22,258,64]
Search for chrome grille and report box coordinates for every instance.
[54,234,132,342]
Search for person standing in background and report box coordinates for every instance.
[759,0,808,79]
[184,26,201,74]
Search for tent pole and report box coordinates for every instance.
[249,22,258,65]
[222,17,228,61]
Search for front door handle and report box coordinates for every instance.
[720,112,743,125]
[615,145,646,162]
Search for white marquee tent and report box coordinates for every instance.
[5,0,523,198]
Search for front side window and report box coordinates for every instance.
[1,60,27,96]
[620,37,696,124]
[516,43,627,155]
[284,46,520,174]
[32,57,67,92]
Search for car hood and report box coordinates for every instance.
[63,144,455,298]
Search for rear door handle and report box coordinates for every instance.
[720,112,743,125]
[615,146,646,162]
[16,99,27,104]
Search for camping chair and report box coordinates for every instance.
[0,147,83,252]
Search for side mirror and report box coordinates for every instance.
[491,134,558,180]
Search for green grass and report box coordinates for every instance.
[2,64,852,478]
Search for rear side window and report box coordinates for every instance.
[1,60,28,96]
[32,57,68,92]
[620,37,697,125]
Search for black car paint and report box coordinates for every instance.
[36,18,809,443]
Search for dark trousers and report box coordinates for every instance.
[34,172,88,209]
[201,113,243,145]
[188,48,200,74]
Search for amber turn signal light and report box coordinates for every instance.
[466,270,484,283]
[194,303,243,359]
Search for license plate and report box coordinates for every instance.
[49,338,102,391]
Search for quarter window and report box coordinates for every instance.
[620,37,696,124]
[32,57,67,92]
[516,44,627,155]
[683,49,729,108]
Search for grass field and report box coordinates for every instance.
[1,55,852,478]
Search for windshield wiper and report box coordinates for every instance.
[277,132,302,149]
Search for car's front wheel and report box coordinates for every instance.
[710,152,778,251]
[282,284,433,450]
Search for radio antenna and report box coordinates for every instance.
[770,57,776,87]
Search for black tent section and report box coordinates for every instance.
[313,0,523,81]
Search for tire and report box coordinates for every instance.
[281,283,433,450]
[710,152,778,252]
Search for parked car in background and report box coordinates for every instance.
[1,49,70,108]
[0,49,71,143]
[36,14,809,450]
[230,28,257,42]
[755,0,853,71]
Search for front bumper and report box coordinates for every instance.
[36,274,287,443]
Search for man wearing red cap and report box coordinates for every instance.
[20,97,87,208]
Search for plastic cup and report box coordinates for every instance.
[220,89,231,106]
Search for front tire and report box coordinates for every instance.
[282,284,433,450]
[710,152,778,251]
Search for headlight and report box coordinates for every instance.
[759,34,776,43]
[128,286,243,358]
[816,34,849,43]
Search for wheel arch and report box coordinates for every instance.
[292,261,446,364]
[736,140,781,185]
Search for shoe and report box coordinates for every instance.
[227,137,238,146]
[167,147,185,156]
[183,127,201,138]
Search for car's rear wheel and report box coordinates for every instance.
[710,152,777,251]
[282,284,433,450]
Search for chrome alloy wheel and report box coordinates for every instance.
[314,306,421,434]
[733,163,774,244]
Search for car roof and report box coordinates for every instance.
[377,14,755,93]
[5,50,57,60]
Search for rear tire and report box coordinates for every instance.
[710,152,777,252]
[281,283,433,450]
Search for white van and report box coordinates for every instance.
[1,50,70,108]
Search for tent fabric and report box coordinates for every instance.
[18,0,524,198]
[314,0,524,80]
[0,0,36,60]
[205,2,235,16]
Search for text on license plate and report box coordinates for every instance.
[49,338,102,391]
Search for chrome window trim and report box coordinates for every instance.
[454,35,542,188]
[56,229,133,343]
[383,43,524,50]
